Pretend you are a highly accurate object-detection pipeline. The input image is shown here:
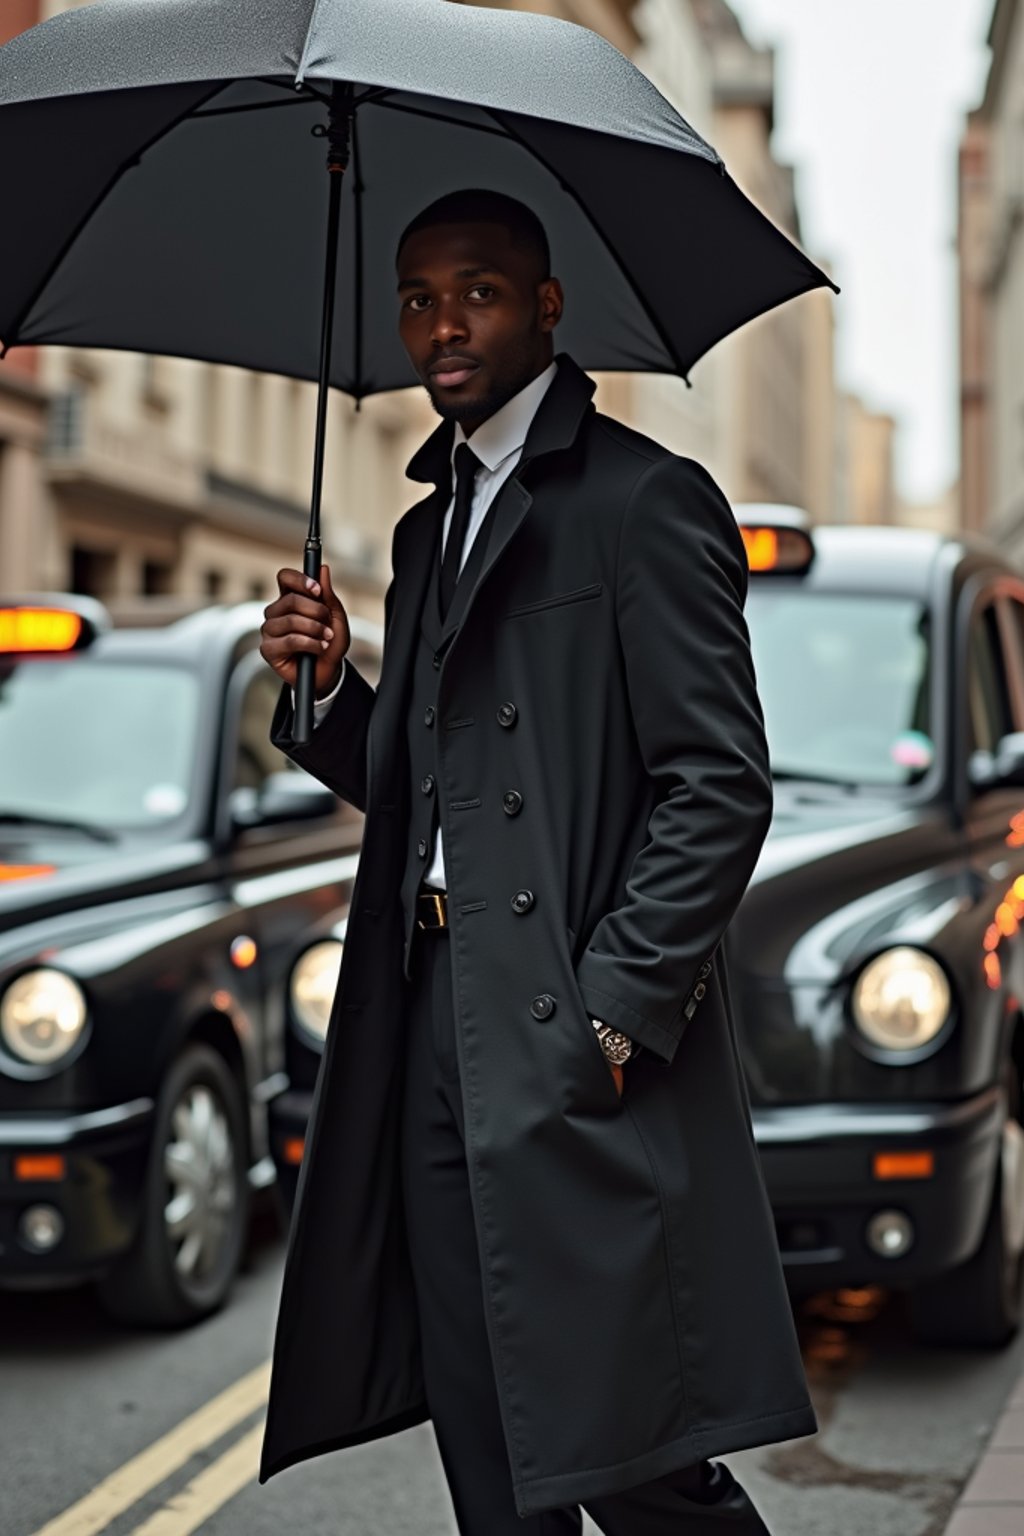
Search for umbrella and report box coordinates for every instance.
[0,0,838,739]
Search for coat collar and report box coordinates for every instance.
[404,350,597,488]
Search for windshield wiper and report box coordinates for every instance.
[0,810,118,843]
[770,768,862,791]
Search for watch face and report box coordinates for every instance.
[598,1028,633,1065]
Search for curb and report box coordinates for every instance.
[945,1366,1024,1533]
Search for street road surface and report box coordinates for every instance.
[4,1219,1023,1536]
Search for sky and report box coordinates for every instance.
[727,0,994,504]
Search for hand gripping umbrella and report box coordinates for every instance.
[0,0,837,741]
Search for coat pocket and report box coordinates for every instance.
[503,581,603,619]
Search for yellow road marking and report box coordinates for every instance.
[125,1425,264,1536]
[29,1361,270,1536]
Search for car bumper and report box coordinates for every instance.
[752,1086,1005,1290]
[0,1098,154,1281]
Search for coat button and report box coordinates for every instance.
[502,790,523,816]
[421,774,435,796]
[511,888,535,914]
[424,706,435,727]
[694,981,706,1000]
[698,959,713,979]
[432,652,441,670]
[417,838,428,858]
[530,993,556,1021]
[497,701,518,728]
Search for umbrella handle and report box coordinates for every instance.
[292,538,322,745]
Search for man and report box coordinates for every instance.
[257,188,817,1532]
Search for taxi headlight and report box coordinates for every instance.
[850,947,951,1052]
[0,969,88,1066]
[290,940,343,1044]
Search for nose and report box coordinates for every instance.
[429,295,468,348]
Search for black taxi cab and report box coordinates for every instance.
[0,595,377,1326]
[732,505,1024,1345]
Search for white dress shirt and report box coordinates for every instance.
[308,357,559,889]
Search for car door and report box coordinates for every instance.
[959,581,1024,1086]
[219,652,358,1088]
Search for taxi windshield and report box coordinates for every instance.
[745,589,932,789]
[0,658,199,835]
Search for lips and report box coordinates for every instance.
[429,358,480,388]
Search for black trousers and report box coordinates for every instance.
[400,917,773,1535]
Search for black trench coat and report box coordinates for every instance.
[258,352,818,1514]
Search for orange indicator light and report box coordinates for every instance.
[0,864,55,882]
[14,1153,66,1182]
[282,1137,305,1166]
[873,1151,934,1180]
[741,526,779,571]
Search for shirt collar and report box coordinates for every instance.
[450,358,559,477]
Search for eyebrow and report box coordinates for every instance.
[396,264,502,293]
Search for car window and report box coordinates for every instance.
[0,659,198,831]
[233,666,294,792]
[967,604,1013,755]
[744,590,932,787]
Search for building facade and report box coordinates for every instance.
[960,0,1024,555]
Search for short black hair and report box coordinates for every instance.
[396,188,551,283]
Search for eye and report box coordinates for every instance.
[404,294,430,311]
[468,285,494,299]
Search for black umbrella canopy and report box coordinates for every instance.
[0,0,836,397]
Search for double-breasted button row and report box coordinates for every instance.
[511,889,534,914]
[502,790,523,816]
[530,993,556,1020]
[497,701,517,728]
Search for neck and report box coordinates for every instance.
[460,353,553,439]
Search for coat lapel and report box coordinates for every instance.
[369,352,597,796]
[404,349,597,644]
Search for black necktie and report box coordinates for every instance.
[439,442,483,622]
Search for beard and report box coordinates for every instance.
[424,338,546,426]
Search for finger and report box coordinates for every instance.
[319,563,346,621]
[260,633,329,663]
[276,567,317,598]
[264,592,331,625]
[262,615,335,642]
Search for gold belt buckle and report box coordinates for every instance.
[417,889,448,929]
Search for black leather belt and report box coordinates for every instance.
[416,885,449,930]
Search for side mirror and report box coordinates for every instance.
[968,731,1024,791]
[230,771,337,829]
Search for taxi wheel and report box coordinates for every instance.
[909,1061,1024,1348]
[97,1045,249,1328]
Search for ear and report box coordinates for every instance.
[539,275,564,333]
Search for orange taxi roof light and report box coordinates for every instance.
[738,524,814,575]
[0,607,83,653]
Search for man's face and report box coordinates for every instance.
[396,220,563,433]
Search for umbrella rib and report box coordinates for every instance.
[351,107,365,405]
[0,80,227,357]
[361,95,510,139]
[486,107,695,386]
[193,93,320,119]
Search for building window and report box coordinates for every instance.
[203,569,225,600]
[142,560,173,596]
[70,544,116,599]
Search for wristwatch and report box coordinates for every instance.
[591,1017,634,1066]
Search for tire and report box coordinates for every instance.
[909,1065,1024,1348]
[97,1045,250,1328]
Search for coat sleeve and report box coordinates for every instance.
[267,574,396,813]
[573,455,773,1064]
